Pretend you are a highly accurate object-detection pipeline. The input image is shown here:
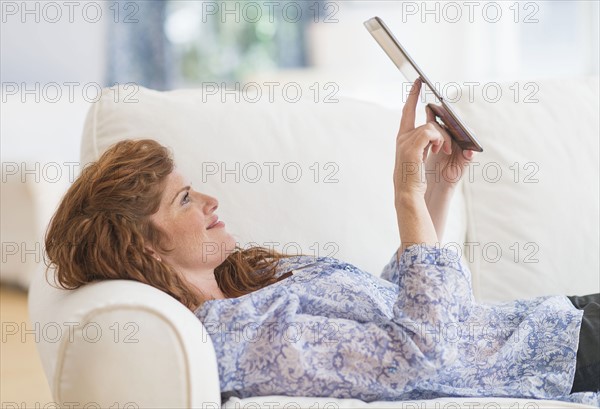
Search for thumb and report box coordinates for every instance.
[463,150,474,161]
[451,149,474,170]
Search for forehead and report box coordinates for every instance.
[162,169,189,196]
[166,168,185,185]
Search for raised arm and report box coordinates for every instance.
[423,105,475,241]
[393,78,446,253]
[394,79,476,250]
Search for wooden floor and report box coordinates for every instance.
[1,285,53,406]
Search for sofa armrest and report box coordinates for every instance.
[28,270,221,408]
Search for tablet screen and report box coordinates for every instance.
[365,23,419,83]
[364,16,484,152]
[364,17,442,102]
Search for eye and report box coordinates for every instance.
[181,192,190,205]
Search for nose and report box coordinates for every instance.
[196,191,218,214]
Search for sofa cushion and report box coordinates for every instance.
[454,77,599,302]
[80,86,468,282]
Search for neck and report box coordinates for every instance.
[185,269,226,301]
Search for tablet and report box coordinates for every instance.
[364,16,484,152]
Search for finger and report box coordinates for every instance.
[414,127,444,157]
[425,105,434,123]
[425,106,444,154]
[422,122,452,155]
[423,141,434,162]
[430,122,453,155]
[399,78,422,134]
[425,104,437,124]
[462,149,475,161]
[424,141,432,155]
[427,124,442,155]
[448,149,475,171]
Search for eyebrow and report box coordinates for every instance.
[170,186,190,205]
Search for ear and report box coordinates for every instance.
[144,246,162,262]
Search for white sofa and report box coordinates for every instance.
[27,77,599,408]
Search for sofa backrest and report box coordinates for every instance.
[79,86,469,280]
[454,76,599,302]
[80,79,600,303]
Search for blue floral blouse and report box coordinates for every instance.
[194,244,599,407]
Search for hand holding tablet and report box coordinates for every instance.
[364,16,484,152]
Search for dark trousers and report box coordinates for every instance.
[567,293,600,393]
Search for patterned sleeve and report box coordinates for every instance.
[380,247,401,283]
[381,244,474,290]
[391,243,475,360]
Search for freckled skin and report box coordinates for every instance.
[149,169,236,299]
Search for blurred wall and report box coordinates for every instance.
[1,0,106,84]
[1,0,598,166]
[1,0,106,163]
[304,1,599,107]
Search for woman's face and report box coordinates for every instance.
[149,169,236,273]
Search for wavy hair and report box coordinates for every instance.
[44,139,294,311]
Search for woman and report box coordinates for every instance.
[45,79,599,406]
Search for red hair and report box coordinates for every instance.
[45,139,294,310]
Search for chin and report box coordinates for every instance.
[218,231,237,255]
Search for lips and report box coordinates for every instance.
[206,215,219,230]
